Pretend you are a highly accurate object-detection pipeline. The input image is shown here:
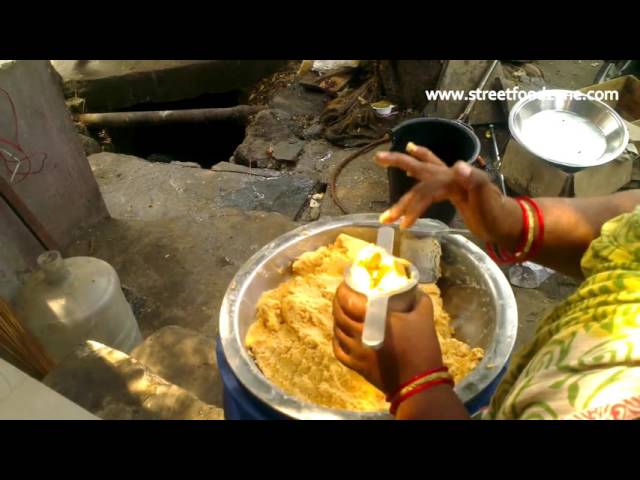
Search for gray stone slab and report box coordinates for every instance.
[52,60,287,111]
[217,173,317,219]
[88,152,314,220]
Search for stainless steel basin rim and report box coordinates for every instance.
[219,214,518,420]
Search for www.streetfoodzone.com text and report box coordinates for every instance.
[424,87,619,102]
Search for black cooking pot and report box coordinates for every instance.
[388,117,481,224]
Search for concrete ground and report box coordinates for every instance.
[53,60,602,418]
[52,60,287,111]
[534,60,603,89]
[65,154,300,338]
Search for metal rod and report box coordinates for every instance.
[75,105,263,128]
[489,124,507,195]
[458,60,500,123]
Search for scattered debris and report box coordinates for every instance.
[311,60,360,73]
[248,66,297,106]
[509,262,555,289]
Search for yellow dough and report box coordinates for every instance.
[245,233,484,412]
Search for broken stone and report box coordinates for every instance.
[233,109,300,168]
[131,326,222,407]
[302,123,324,139]
[271,140,304,162]
[269,83,328,118]
[78,133,101,156]
[218,173,318,219]
[43,340,224,420]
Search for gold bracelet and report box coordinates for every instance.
[397,371,453,399]
[516,200,536,260]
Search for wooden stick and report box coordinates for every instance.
[0,175,59,251]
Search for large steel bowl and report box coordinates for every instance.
[218,215,518,419]
[509,89,629,169]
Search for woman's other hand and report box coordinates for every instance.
[376,143,522,249]
[332,281,443,396]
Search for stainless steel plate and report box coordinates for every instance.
[509,89,629,168]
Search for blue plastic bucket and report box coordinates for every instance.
[216,336,507,420]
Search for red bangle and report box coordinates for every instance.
[520,197,544,262]
[385,366,449,403]
[389,377,455,416]
[486,242,507,263]
[485,197,530,264]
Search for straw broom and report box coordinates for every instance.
[0,297,55,378]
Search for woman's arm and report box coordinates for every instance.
[375,144,640,278]
[395,384,470,420]
[516,192,640,277]
[333,283,471,420]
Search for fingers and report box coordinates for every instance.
[333,336,358,370]
[406,142,446,167]
[399,188,433,229]
[452,161,490,191]
[375,151,426,177]
[334,325,359,353]
[335,283,367,321]
[379,188,415,224]
[413,291,434,317]
[333,295,364,340]
[394,292,434,322]
[381,177,444,229]
[390,292,434,325]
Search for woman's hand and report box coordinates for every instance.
[376,143,522,248]
[332,282,443,396]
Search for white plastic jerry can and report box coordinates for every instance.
[14,251,143,363]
